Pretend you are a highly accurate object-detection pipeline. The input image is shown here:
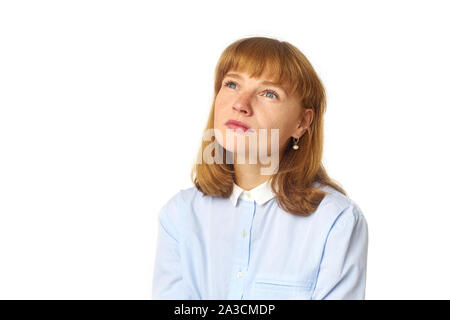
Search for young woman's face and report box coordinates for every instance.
[213,70,311,160]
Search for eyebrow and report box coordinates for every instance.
[224,73,287,94]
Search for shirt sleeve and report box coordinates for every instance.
[311,203,369,300]
[151,194,191,299]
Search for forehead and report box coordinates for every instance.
[225,69,277,81]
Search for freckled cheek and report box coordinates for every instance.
[215,101,225,112]
[215,96,229,112]
[260,117,281,131]
[262,120,288,142]
[214,100,231,121]
[214,104,228,129]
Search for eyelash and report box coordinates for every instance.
[223,80,279,99]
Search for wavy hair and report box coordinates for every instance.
[190,36,347,216]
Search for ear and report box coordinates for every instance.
[292,108,314,139]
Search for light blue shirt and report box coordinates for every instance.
[152,179,369,300]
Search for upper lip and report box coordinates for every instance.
[225,119,251,131]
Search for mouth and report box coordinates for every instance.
[225,120,253,132]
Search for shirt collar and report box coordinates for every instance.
[229,178,277,207]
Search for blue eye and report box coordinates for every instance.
[223,80,279,99]
[264,91,277,99]
[224,80,237,89]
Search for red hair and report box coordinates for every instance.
[191,36,346,216]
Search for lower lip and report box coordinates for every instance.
[226,124,252,132]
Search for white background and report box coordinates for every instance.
[0,0,449,299]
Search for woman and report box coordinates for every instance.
[152,36,369,300]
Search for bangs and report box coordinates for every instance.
[215,37,303,99]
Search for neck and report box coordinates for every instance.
[233,162,273,191]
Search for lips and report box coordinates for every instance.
[225,119,252,132]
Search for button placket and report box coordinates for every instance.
[240,201,256,297]
[228,201,256,299]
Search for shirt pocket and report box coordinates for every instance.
[247,277,314,300]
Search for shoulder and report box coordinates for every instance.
[160,185,201,207]
[313,183,367,230]
[158,186,205,220]
[157,186,213,238]
[178,185,206,205]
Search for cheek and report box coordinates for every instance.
[213,102,223,125]
[259,116,284,134]
[215,93,227,111]
[214,97,229,123]
[260,117,292,146]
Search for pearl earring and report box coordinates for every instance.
[292,137,300,150]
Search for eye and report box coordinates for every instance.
[223,80,279,99]
[223,80,237,89]
[263,90,279,99]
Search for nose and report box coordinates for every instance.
[232,93,253,115]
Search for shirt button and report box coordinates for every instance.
[242,230,246,237]
[237,271,243,278]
